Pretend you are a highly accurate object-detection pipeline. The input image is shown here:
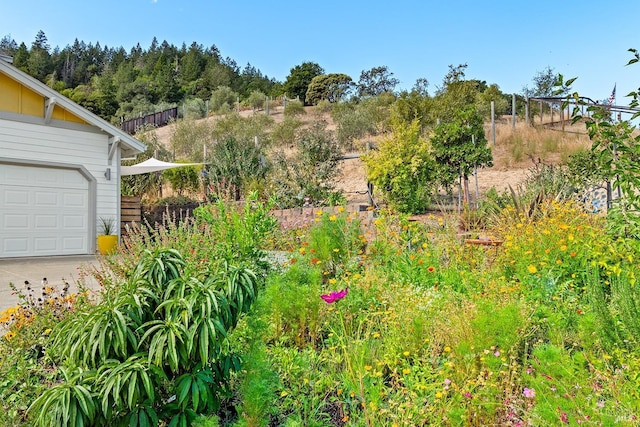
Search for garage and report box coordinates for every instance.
[0,163,90,258]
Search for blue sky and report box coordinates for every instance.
[1,0,638,105]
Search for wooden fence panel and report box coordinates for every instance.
[120,107,178,135]
[121,196,142,235]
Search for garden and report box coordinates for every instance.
[3,166,640,426]
[3,53,640,427]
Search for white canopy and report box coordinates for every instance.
[120,158,204,176]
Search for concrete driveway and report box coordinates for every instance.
[0,255,101,311]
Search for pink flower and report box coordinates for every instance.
[494,350,501,357]
[444,378,451,386]
[463,392,473,399]
[559,408,569,423]
[523,387,535,398]
[321,287,348,304]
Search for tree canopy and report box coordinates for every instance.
[283,62,324,105]
[357,65,399,98]
[305,73,354,105]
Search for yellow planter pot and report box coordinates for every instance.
[97,235,118,255]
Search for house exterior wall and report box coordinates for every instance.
[0,118,119,240]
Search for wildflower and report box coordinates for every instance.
[523,387,535,398]
[427,266,435,273]
[559,409,569,423]
[422,242,428,249]
[403,368,411,374]
[444,378,452,386]
[463,392,473,399]
[328,278,337,285]
[494,350,500,357]
[4,331,15,340]
[597,400,605,408]
[320,288,348,304]
[44,328,52,335]
[527,264,538,274]
[329,215,337,221]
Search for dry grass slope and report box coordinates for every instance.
[149,107,592,203]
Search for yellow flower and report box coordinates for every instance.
[329,215,337,221]
[403,351,410,356]
[364,365,372,371]
[403,368,411,374]
[337,206,345,213]
[527,265,538,274]
[328,278,337,285]
[44,328,52,335]
[4,331,15,340]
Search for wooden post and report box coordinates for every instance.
[491,101,496,145]
[539,100,543,124]
[525,97,530,126]
[473,135,479,208]
[512,94,516,130]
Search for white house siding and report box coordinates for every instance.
[0,118,120,254]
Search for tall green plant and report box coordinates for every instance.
[32,247,260,426]
[430,106,493,192]
[362,115,436,213]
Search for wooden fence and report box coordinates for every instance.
[120,196,142,235]
[120,107,178,135]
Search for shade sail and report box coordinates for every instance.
[120,158,203,176]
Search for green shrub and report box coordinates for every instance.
[362,116,437,214]
[31,247,260,426]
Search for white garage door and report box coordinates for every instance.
[0,164,90,258]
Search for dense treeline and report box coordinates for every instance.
[0,31,281,122]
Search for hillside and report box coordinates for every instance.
[149,107,592,204]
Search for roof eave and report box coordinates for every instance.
[0,60,146,155]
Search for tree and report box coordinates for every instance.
[209,85,238,113]
[357,65,399,98]
[362,115,437,213]
[433,64,485,122]
[246,89,266,112]
[305,73,354,105]
[268,120,342,207]
[163,165,201,196]
[27,30,53,81]
[430,107,493,197]
[283,62,324,105]
[0,35,17,57]
[523,66,559,97]
[475,83,509,119]
[207,136,267,201]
